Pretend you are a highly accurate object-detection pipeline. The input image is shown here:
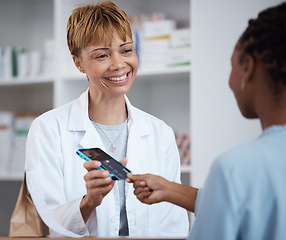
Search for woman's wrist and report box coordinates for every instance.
[162,181,179,203]
[80,195,96,222]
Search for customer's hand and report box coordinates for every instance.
[127,173,198,212]
[126,173,169,205]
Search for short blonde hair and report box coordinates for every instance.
[67,1,132,57]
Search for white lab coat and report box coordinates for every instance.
[25,89,189,237]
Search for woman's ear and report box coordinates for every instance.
[242,55,255,83]
[72,55,85,73]
[240,55,255,90]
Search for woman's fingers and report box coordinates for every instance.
[85,175,113,188]
[84,160,102,171]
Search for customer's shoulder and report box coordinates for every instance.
[215,139,262,170]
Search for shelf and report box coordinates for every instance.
[0,168,191,181]
[137,65,191,76]
[181,165,192,173]
[0,167,191,181]
[0,75,54,86]
[0,173,23,181]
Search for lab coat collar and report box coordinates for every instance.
[68,89,151,148]
[68,89,89,132]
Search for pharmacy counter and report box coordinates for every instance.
[1,237,186,240]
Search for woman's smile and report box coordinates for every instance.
[106,72,129,82]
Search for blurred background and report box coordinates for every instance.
[0,0,284,236]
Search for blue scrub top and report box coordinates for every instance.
[189,125,286,240]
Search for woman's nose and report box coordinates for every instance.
[109,54,126,71]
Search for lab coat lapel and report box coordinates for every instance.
[125,120,148,198]
[126,123,148,173]
[68,89,106,151]
[124,96,150,195]
[125,96,149,172]
[79,122,106,150]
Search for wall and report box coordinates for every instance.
[192,0,284,187]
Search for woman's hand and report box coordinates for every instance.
[126,173,170,204]
[80,160,114,222]
[127,172,198,212]
[80,158,128,222]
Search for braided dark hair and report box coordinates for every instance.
[238,2,286,95]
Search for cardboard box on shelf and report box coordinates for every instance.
[175,133,191,166]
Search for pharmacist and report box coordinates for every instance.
[24,1,189,237]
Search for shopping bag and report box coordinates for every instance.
[9,172,49,237]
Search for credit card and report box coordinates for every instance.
[76,147,131,180]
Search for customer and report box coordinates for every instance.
[25,1,189,237]
[127,2,286,240]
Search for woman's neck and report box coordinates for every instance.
[258,93,286,130]
[88,92,127,125]
[260,108,286,130]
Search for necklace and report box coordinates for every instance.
[90,116,127,152]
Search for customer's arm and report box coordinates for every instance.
[127,173,198,212]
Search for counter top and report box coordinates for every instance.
[1,237,186,240]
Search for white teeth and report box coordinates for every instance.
[108,74,127,81]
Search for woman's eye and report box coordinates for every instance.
[96,54,108,59]
[122,49,132,54]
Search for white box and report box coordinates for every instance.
[170,28,191,48]
[167,47,191,67]
[142,19,176,39]
[9,114,36,173]
[0,111,14,173]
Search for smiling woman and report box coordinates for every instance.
[23,0,189,238]
[73,34,138,105]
